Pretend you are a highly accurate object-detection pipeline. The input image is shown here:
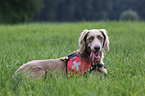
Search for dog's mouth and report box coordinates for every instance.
[89,51,100,65]
[89,51,107,74]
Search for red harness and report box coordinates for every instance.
[66,53,106,76]
[67,54,91,76]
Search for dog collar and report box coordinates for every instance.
[65,52,106,76]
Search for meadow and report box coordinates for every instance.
[0,21,145,96]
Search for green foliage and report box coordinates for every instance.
[0,22,145,95]
[119,10,140,21]
[34,0,145,21]
[1,0,145,23]
[0,0,43,24]
[34,0,111,21]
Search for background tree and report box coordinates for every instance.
[34,0,111,21]
[0,0,43,24]
[119,10,140,21]
[1,0,145,23]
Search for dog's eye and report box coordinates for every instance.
[97,36,103,41]
[88,36,94,41]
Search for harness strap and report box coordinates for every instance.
[97,63,106,68]
[67,52,76,59]
[88,63,106,72]
[65,52,76,75]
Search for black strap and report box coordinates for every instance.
[67,53,76,59]
[66,52,76,75]
[97,63,106,68]
[88,63,106,72]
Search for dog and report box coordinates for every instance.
[15,29,109,79]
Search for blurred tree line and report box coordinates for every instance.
[0,0,145,24]
[0,0,43,24]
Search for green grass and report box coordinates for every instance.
[0,21,145,96]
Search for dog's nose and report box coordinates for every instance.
[94,45,100,51]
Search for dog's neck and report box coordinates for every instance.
[76,49,102,64]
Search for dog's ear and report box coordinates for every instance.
[79,29,89,53]
[100,29,110,51]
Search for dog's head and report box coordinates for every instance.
[79,29,109,61]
